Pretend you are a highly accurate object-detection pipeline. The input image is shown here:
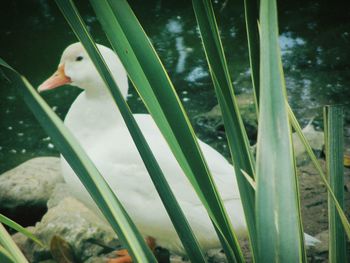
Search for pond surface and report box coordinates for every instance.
[1,0,349,173]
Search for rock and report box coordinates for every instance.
[314,230,329,254]
[0,157,64,226]
[47,183,72,209]
[194,104,224,133]
[207,249,227,263]
[12,195,118,262]
[11,226,36,259]
[0,157,63,211]
[170,254,189,263]
[193,93,258,141]
[236,93,258,141]
[292,122,324,165]
[194,96,325,165]
[50,235,77,263]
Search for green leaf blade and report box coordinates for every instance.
[88,0,242,261]
[324,105,347,263]
[0,214,43,247]
[0,244,16,263]
[243,0,260,114]
[0,223,28,263]
[53,0,206,261]
[256,0,304,261]
[289,106,350,239]
[191,0,258,260]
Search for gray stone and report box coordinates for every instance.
[11,226,36,261]
[12,196,118,263]
[193,93,258,138]
[293,122,324,165]
[170,254,189,263]
[84,256,106,263]
[314,230,329,254]
[47,183,72,209]
[207,249,227,263]
[0,157,63,211]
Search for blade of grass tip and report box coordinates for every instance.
[0,224,28,263]
[191,0,257,260]
[324,105,347,263]
[288,105,350,239]
[88,0,242,261]
[0,245,16,263]
[54,1,206,261]
[244,0,260,116]
[0,61,156,263]
[0,214,43,247]
[257,0,304,261]
[240,170,256,191]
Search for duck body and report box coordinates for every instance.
[61,86,245,253]
[39,43,319,256]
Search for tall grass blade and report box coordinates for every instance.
[243,0,260,114]
[0,214,43,246]
[0,60,156,263]
[257,0,304,261]
[84,0,241,260]
[288,105,350,238]
[243,1,348,234]
[53,1,206,261]
[0,223,28,263]
[191,0,257,259]
[324,105,347,263]
[0,244,15,263]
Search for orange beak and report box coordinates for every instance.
[38,64,71,92]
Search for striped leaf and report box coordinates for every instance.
[0,214,43,247]
[243,0,260,115]
[191,0,257,260]
[0,244,16,263]
[0,223,28,263]
[289,106,350,239]
[256,0,304,261]
[324,105,347,263]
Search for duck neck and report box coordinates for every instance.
[64,88,125,146]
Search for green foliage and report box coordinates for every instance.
[324,106,347,263]
[0,214,43,247]
[243,0,260,114]
[256,0,304,261]
[289,106,350,240]
[0,244,16,263]
[0,223,28,263]
[191,0,256,259]
[1,0,349,262]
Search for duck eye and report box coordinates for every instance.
[75,56,84,62]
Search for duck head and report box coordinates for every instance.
[38,42,128,97]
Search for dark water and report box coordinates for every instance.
[1,0,349,173]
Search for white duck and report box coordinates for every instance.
[38,43,318,261]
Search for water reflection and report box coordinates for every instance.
[0,0,349,172]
